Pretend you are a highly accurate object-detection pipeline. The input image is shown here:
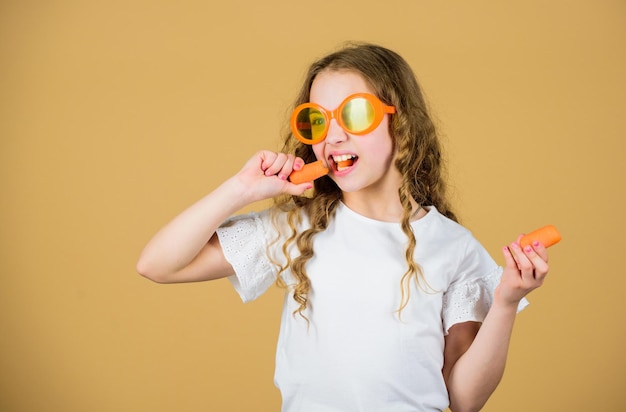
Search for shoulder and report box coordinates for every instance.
[417,206,479,250]
[417,207,498,280]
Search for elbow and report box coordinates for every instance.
[449,394,491,412]
[449,405,481,412]
[449,400,483,412]
[136,257,169,284]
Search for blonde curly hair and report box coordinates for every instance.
[272,42,457,319]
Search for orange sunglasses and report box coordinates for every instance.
[290,93,396,145]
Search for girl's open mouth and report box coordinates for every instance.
[331,154,357,172]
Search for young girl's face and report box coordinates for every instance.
[310,70,401,197]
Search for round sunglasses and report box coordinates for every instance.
[290,93,396,145]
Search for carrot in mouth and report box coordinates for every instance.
[337,159,354,168]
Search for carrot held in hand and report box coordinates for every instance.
[520,225,562,248]
[288,160,329,184]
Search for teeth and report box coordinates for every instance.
[332,154,355,162]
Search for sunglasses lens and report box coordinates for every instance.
[294,107,326,142]
[341,97,375,133]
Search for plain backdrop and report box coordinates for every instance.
[1,1,625,411]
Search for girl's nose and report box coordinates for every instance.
[325,119,347,145]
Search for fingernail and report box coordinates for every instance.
[533,241,540,247]
[525,246,532,253]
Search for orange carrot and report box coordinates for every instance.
[337,159,353,168]
[288,160,329,184]
[520,225,562,248]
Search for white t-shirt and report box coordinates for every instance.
[216,203,527,412]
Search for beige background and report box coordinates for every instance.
[1,1,625,411]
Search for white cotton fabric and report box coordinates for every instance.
[216,203,527,412]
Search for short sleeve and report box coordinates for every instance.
[216,212,278,303]
[441,243,529,334]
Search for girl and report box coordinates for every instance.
[137,43,549,412]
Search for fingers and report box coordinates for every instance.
[521,242,549,281]
[515,234,548,262]
[504,240,549,283]
[502,244,517,269]
[282,181,314,196]
[253,151,311,196]
[507,243,535,281]
[260,152,303,181]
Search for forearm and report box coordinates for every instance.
[446,237,550,411]
[447,300,518,412]
[136,176,253,281]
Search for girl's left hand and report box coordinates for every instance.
[496,236,549,306]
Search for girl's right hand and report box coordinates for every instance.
[232,150,313,202]
[137,150,311,284]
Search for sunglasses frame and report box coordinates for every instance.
[290,93,396,145]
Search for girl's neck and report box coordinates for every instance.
[342,191,423,223]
